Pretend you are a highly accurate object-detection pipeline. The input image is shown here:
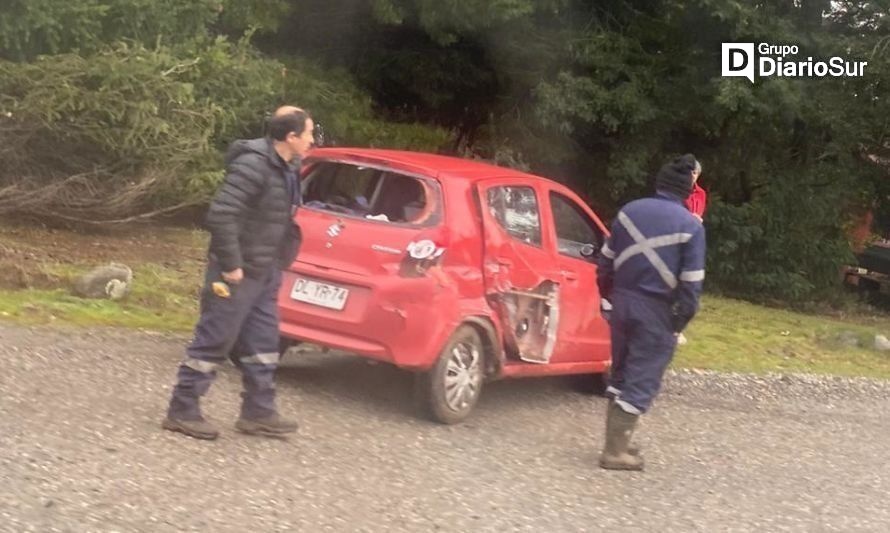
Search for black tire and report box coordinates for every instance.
[416,325,486,424]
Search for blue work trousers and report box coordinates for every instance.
[168,261,283,420]
[607,289,678,414]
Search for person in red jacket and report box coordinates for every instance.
[685,159,706,221]
[675,157,705,347]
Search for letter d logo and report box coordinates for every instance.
[722,43,755,83]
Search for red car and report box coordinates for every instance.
[278,148,611,423]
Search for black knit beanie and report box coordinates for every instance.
[655,154,696,199]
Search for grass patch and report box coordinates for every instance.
[0,288,195,331]
[2,220,889,378]
[0,221,205,332]
[677,295,890,379]
[0,259,202,331]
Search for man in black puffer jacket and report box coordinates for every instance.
[162,106,312,440]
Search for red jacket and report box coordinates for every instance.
[685,183,707,219]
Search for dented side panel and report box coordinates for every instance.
[498,283,560,364]
[278,149,611,379]
[477,180,563,364]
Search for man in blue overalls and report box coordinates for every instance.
[596,154,706,470]
[162,106,311,440]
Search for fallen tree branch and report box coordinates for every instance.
[30,200,203,225]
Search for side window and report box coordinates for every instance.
[550,192,603,260]
[487,186,542,247]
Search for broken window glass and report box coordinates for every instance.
[487,186,542,246]
[301,162,441,226]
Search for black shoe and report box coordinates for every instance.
[162,417,220,440]
[235,413,298,437]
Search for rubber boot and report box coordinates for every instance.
[608,399,641,456]
[599,402,644,471]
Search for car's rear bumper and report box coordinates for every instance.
[277,262,461,370]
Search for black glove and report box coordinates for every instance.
[671,307,693,333]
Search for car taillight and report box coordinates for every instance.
[400,239,446,278]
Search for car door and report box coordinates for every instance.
[543,187,611,363]
[476,179,562,364]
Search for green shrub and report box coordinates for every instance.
[0,36,449,220]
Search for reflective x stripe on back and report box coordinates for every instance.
[614,212,692,289]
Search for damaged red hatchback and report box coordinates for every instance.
[278,148,611,423]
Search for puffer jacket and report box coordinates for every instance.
[205,137,301,277]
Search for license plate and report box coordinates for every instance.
[290,278,349,310]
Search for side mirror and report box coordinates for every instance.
[580,243,596,258]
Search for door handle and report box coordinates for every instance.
[561,270,578,281]
[495,257,513,267]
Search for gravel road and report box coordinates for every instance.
[1,322,889,532]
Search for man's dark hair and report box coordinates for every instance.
[268,109,311,141]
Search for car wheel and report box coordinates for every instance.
[416,325,485,424]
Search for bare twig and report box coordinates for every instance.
[160,58,201,77]
[30,200,202,225]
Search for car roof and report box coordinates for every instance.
[306,147,548,183]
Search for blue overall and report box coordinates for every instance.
[596,192,706,414]
[168,262,283,420]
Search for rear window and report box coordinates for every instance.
[301,162,443,226]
